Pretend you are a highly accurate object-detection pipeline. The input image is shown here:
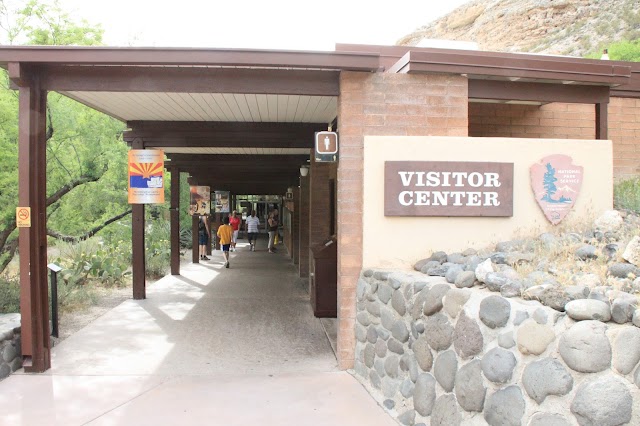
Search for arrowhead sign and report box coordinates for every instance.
[530,155,583,225]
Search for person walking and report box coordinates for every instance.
[267,211,278,254]
[217,216,233,268]
[245,210,260,251]
[229,210,241,252]
[198,215,210,261]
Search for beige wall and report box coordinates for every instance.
[363,136,613,269]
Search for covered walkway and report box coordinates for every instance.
[0,240,395,425]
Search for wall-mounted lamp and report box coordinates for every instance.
[300,165,309,177]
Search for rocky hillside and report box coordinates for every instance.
[398,0,640,57]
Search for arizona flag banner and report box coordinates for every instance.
[128,149,165,204]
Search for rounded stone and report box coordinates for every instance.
[366,301,381,317]
[411,288,430,320]
[383,399,395,410]
[576,244,598,260]
[481,347,516,384]
[500,280,523,298]
[9,357,21,372]
[484,386,525,426]
[453,311,483,359]
[388,274,404,290]
[381,376,399,398]
[392,320,410,343]
[612,327,640,375]
[479,295,511,329]
[380,307,397,331]
[565,299,611,322]
[374,271,390,281]
[513,310,529,326]
[475,258,494,282]
[364,343,375,368]
[2,343,17,363]
[420,260,441,274]
[433,350,457,392]
[571,375,632,426]
[528,413,571,426]
[485,272,509,292]
[454,271,476,288]
[430,394,461,426]
[455,360,486,412]
[413,373,436,417]
[377,284,393,304]
[634,309,640,327]
[375,339,388,358]
[611,297,637,324]
[443,288,471,318]
[559,320,611,373]
[384,355,400,378]
[413,335,433,372]
[388,338,405,355]
[522,358,574,404]
[357,278,369,301]
[366,326,378,344]
[377,327,390,341]
[498,331,515,349]
[391,290,407,316]
[445,264,464,283]
[635,365,640,388]
[516,319,555,356]
[424,313,454,351]
[356,324,367,343]
[400,378,415,398]
[0,363,10,380]
[539,286,571,311]
[397,409,415,426]
[374,358,386,378]
[356,311,372,326]
[608,262,638,279]
[423,284,451,316]
[532,308,548,324]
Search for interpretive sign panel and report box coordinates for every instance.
[128,149,164,204]
[384,161,513,216]
[530,154,583,225]
[189,186,210,216]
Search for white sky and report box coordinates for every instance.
[58,0,472,50]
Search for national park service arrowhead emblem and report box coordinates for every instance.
[530,155,583,225]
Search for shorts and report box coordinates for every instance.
[232,230,239,243]
[248,232,258,241]
[222,244,231,252]
[198,233,208,245]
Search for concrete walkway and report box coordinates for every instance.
[0,239,395,426]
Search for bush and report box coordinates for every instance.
[0,275,20,313]
[614,177,640,213]
[145,220,170,279]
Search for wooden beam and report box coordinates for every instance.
[469,80,610,104]
[131,140,146,300]
[170,168,180,275]
[596,102,608,140]
[41,66,340,96]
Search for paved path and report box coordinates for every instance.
[0,239,395,426]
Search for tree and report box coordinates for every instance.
[0,0,128,274]
[542,163,558,202]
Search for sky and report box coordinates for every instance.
[57,0,472,51]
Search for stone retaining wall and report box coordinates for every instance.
[353,270,640,426]
[0,314,22,380]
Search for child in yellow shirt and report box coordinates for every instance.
[217,216,234,268]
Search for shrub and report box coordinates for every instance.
[614,177,640,213]
[0,275,20,313]
[145,220,170,279]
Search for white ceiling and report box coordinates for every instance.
[157,147,313,155]
[64,91,338,123]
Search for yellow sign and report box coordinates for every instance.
[128,149,165,204]
[16,207,31,227]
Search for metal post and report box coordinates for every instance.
[47,263,62,338]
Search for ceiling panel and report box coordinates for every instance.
[65,91,337,124]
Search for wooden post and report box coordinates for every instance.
[17,71,51,372]
[170,168,180,275]
[192,214,199,263]
[131,139,146,300]
[596,102,608,140]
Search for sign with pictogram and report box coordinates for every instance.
[128,149,165,204]
[16,207,31,227]
[315,131,338,162]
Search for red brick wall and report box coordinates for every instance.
[610,97,640,179]
[469,99,640,179]
[336,72,468,369]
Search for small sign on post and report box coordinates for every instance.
[16,207,31,227]
[315,131,338,162]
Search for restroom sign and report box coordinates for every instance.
[315,132,338,162]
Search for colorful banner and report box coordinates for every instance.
[189,186,211,216]
[214,191,230,213]
[128,150,165,204]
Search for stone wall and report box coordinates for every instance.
[354,270,640,426]
[0,314,22,380]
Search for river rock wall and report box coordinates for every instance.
[0,314,22,380]
[353,270,640,426]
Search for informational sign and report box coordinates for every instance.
[384,161,514,217]
[314,131,338,162]
[16,207,31,227]
[128,149,165,204]
[214,191,230,213]
[189,186,210,216]
[530,155,583,225]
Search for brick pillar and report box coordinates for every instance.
[298,176,310,278]
[336,71,468,369]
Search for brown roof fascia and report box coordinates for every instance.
[388,51,630,86]
[611,63,640,98]
[0,46,380,71]
[336,43,632,86]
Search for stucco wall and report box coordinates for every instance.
[363,136,613,269]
